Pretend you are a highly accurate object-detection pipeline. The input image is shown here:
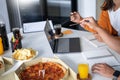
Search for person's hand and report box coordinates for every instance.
[92,63,115,78]
[93,33,104,42]
[80,17,99,29]
[70,12,82,24]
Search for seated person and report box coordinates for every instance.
[80,17,120,80]
[70,0,120,42]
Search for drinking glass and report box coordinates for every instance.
[78,63,89,80]
[54,24,62,35]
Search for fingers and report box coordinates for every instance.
[70,12,78,19]
[70,12,77,15]
[80,17,98,30]
[92,63,115,78]
[80,17,94,23]
[92,63,108,73]
[80,17,91,26]
[80,18,93,29]
[70,12,81,23]
[70,12,76,22]
[70,16,75,21]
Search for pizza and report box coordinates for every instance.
[19,62,66,80]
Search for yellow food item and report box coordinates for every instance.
[12,48,36,60]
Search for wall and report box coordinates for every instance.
[0,0,10,33]
[78,0,96,19]
[6,0,22,30]
[96,0,104,20]
[77,0,104,20]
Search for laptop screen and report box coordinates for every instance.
[44,20,56,50]
[44,20,55,41]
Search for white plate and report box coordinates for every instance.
[12,51,38,62]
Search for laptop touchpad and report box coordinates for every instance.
[57,38,69,53]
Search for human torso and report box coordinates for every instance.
[108,8,120,36]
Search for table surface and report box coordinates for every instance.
[2,28,120,80]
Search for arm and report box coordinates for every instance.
[70,10,117,35]
[95,26,120,54]
[70,10,112,33]
[70,12,96,32]
[80,17,120,54]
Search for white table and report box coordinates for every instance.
[2,28,120,80]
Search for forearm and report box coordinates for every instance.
[95,27,120,54]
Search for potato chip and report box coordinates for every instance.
[12,48,36,60]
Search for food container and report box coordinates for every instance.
[0,57,5,75]
[0,56,14,75]
[0,57,77,80]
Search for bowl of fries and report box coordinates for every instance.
[12,48,38,62]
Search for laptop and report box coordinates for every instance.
[44,20,81,53]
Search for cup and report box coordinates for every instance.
[54,24,62,35]
[78,63,89,80]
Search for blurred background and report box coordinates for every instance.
[0,0,104,33]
